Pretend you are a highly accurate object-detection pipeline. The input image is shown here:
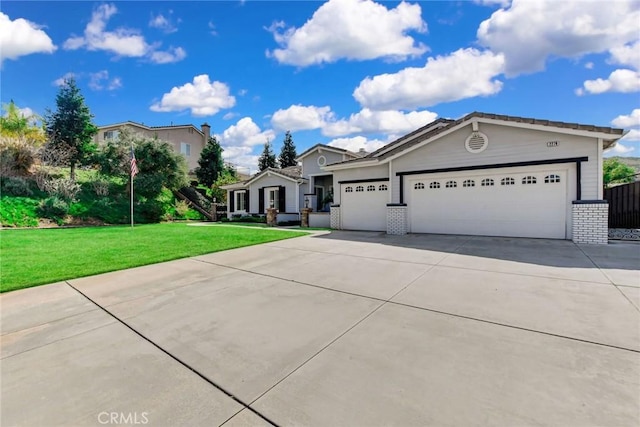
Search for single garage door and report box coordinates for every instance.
[341,181,388,231]
[409,169,567,239]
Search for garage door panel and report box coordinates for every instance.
[341,182,388,231]
[409,170,567,239]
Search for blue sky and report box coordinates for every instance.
[2,0,639,173]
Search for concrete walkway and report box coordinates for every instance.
[2,232,639,426]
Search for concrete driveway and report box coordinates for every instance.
[2,231,639,426]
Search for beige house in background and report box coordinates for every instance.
[94,121,211,172]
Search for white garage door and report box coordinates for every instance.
[409,169,567,239]
[341,182,388,231]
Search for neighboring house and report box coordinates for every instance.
[222,145,363,225]
[94,121,211,172]
[324,112,625,244]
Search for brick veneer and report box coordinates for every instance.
[330,205,341,229]
[387,204,407,235]
[572,200,608,244]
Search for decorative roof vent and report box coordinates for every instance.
[465,131,488,153]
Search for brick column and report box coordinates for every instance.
[330,204,340,229]
[572,200,608,244]
[301,208,312,228]
[387,204,407,235]
[266,208,278,227]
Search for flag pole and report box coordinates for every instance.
[130,142,135,228]
[130,145,134,228]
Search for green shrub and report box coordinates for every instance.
[0,197,39,227]
[135,200,164,223]
[229,215,266,223]
[1,176,33,197]
[37,196,69,224]
[68,202,90,218]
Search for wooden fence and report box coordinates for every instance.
[604,181,640,228]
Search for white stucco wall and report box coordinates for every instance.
[302,150,345,177]
[389,123,599,203]
[332,164,390,204]
[248,173,299,213]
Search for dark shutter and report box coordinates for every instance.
[258,188,264,214]
[229,191,234,212]
[245,190,250,213]
[279,186,286,212]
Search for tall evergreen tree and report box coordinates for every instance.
[195,135,225,187]
[278,130,298,168]
[44,78,98,180]
[258,139,277,171]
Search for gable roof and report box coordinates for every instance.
[245,165,304,185]
[296,143,361,161]
[324,112,625,170]
[97,121,204,136]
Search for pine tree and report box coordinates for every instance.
[278,130,298,168]
[195,135,225,187]
[44,78,98,180]
[258,139,277,171]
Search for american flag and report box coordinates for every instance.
[130,147,139,177]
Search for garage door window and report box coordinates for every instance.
[367,185,376,191]
[345,186,353,192]
[522,176,537,185]
[463,179,475,187]
[545,174,561,183]
[501,177,515,186]
[414,182,425,190]
[445,181,457,188]
[356,186,364,192]
[379,184,388,191]
[481,178,494,186]
[429,182,440,189]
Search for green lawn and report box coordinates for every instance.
[0,223,307,293]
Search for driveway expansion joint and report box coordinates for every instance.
[64,281,280,427]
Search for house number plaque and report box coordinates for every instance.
[546,141,559,147]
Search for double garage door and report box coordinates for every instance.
[408,168,568,239]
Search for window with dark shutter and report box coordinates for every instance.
[229,191,235,212]
[258,188,264,214]
[279,186,286,212]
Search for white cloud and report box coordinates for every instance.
[271,105,333,131]
[217,117,275,147]
[222,112,238,120]
[612,109,640,128]
[63,4,148,56]
[609,40,640,70]
[88,70,122,91]
[270,104,438,137]
[216,117,276,173]
[474,0,511,7]
[477,0,640,76]
[584,62,594,69]
[604,139,636,156]
[267,0,427,66]
[53,72,76,87]
[149,13,178,33]
[621,129,640,142]
[0,12,56,63]
[150,74,236,117]
[63,4,186,64]
[322,108,437,137]
[353,48,505,110]
[327,136,388,153]
[577,69,640,95]
[149,46,186,64]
